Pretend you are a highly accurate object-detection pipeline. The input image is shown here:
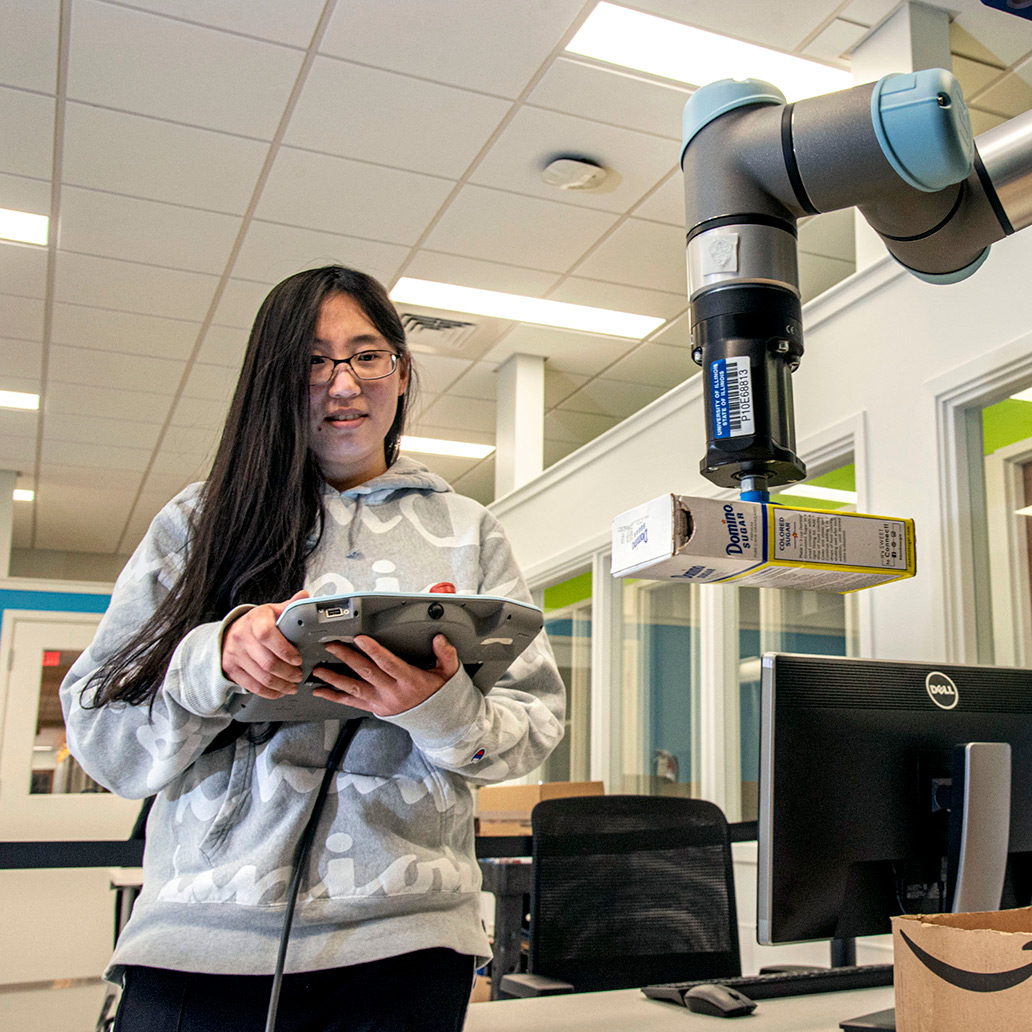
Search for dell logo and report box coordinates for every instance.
[925,671,959,710]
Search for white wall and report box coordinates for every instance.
[493,230,1032,668]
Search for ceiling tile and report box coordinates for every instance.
[170,394,231,431]
[0,373,39,396]
[0,434,37,468]
[798,209,856,263]
[410,353,474,397]
[44,412,163,450]
[140,471,199,500]
[285,57,511,179]
[320,0,585,98]
[840,0,899,27]
[447,363,500,402]
[40,437,153,472]
[181,361,239,401]
[2,293,45,341]
[233,221,410,286]
[256,147,456,244]
[37,464,143,492]
[529,57,689,139]
[0,171,51,214]
[211,278,272,329]
[164,424,220,456]
[544,437,579,467]
[58,186,242,275]
[44,380,174,425]
[953,8,1032,69]
[0,86,54,179]
[196,325,247,369]
[545,369,589,407]
[150,447,214,478]
[605,342,694,388]
[952,56,1006,101]
[632,171,685,227]
[573,218,687,293]
[419,395,496,434]
[119,0,326,47]
[799,252,854,304]
[802,18,868,63]
[543,407,620,444]
[0,0,60,93]
[651,311,690,347]
[62,103,268,214]
[403,252,560,296]
[403,451,482,488]
[67,0,304,138]
[47,342,187,392]
[627,0,845,51]
[547,277,685,321]
[50,303,201,361]
[0,336,43,380]
[470,106,679,214]
[950,21,1008,66]
[0,408,39,440]
[449,457,495,505]
[423,185,618,272]
[968,107,1008,135]
[487,324,637,376]
[558,377,667,419]
[55,252,219,322]
[0,241,48,299]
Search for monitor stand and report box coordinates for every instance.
[838,742,1011,1032]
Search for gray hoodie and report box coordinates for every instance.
[60,457,565,979]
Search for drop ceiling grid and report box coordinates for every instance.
[8,0,1029,559]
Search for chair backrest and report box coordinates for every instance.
[527,794,741,992]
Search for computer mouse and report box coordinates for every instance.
[683,984,758,1017]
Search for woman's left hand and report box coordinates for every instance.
[310,633,460,717]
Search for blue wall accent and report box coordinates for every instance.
[0,588,111,616]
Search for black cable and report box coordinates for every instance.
[265,718,365,1032]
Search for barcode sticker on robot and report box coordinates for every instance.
[711,357,755,439]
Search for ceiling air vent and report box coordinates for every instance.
[400,313,478,352]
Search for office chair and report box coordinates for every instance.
[499,795,741,998]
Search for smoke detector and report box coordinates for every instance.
[541,156,609,191]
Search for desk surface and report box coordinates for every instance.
[464,986,896,1031]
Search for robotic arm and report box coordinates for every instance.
[681,69,1032,501]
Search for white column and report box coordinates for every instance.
[494,353,544,498]
[0,470,16,578]
[850,2,952,269]
[590,551,621,792]
[698,583,741,821]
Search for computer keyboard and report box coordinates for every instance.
[642,963,894,1005]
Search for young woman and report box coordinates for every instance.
[60,266,566,1032]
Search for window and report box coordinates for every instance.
[538,570,592,782]
[980,392,1032,666]
[620,580,700,797]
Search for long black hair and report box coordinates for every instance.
[87,266,416,708]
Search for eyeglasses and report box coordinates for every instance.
[309,350,399,385]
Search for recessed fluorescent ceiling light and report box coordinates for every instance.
[0,390,40,410]
[391,278,664,339]
[1016,505,1032,517]
[1012,387,1032,403]
[778,485,858,504]
[402,435,495,459]
[567,2,852,103]
[0,207,49,245]
[13,489,34,502]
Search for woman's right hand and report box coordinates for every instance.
[221,590,309,698]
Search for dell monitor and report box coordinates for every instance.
[758,653,1032,950]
